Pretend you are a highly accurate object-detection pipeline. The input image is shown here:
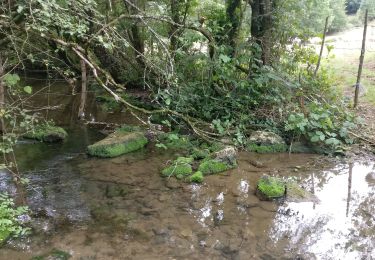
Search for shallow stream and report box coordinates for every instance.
[0,81,374,259]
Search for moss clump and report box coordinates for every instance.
[247,143,287,153]
[161,157,193,178]
[190,171,204,183]
[161,164,192,178]
[191,147,210,160]
[23,124,68,143]
[256,176,286,200]
[198,159,235,175]
[87,131,148,158]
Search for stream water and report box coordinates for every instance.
[0,81,374,259]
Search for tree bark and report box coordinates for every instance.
[226,0,243,57]
[78,59,87,119]
[249,0,274,67]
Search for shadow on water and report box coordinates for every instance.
[0,79,374,259]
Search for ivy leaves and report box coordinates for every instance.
[285,100,358,149]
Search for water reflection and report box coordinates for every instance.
[270,162,375,259]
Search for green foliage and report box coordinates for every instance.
[285,100,359,150]
[360,0,375,19]
[0,193,30,245]
[190,171,204,183]
[198,159,235,175]
[257,176,286,199]
[156,133,192,150]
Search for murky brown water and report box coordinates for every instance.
[1,79,375,259]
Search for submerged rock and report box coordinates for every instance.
[247,131,287,153]
[285,181,318,202]
[256,176,286,201]
[87,131,148,158]
[23,124,68,143]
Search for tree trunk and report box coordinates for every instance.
[250,0,274,67]
[78,59,87,119]
[226,0,243,57]
[123,0,145,68]
[169,0,181,54]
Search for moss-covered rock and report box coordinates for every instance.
[247,143,288,153]
[256,176,286,200]
[198,159,235,175]
[190,171,204,183]
[161,157,193,178]
[247,131,287,153]
[24,124,68,143]
[87,131,148,158]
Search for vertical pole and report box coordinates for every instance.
[78,59,87,119]
[314,16,329,77]
[354,9,368,108]
[346,162,353,217]
[0,56,5,134]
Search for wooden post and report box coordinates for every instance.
[314,16,329,77]
[0,56,5,133]
[78,59,87,119]
[346,162,353,217]
[354,9,368,108]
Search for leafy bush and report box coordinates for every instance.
[0,193,30,244]
[285,100,359,150]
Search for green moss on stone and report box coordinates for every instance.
[256,176,286,200]
[161,164,192,178]
[24,124,68,143]
[190,171,204,183]
[87,131,148,158]
[198,159,235,175]
[247,143,287,153]
[191,147,210,160]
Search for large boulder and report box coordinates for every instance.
[87,131,148,158]
[247,131,287,153]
